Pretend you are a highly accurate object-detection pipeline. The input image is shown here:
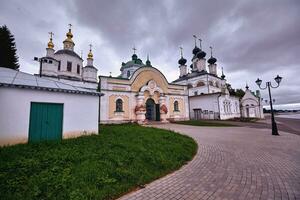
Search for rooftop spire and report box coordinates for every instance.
[47,32,54,49]
[146,54,152,66]
[221,67,226,80]
[132,45,137,54]
[63,24,75,50]
[88,44,93,59]
[198,38,202,49]
[193,35,197,47]
[178,46,187,65]
[246,82,249,90]
[66,23,73,39]
[208,46,217,64]
[179,46,183,58]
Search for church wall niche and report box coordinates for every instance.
[108,95,129,120]
[168,97,185,121]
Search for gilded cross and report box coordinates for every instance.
[89,44,93,51]
[68,23,72,29]
[210,46,213,57]
[48,32,54,39]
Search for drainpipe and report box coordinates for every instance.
[217,93,222,120]
[98,76,101,134]
[188,95,191,120]
[207,74,209,93]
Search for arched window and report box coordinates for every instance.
[209,81,214,86]
[174,101,179,111]
[196,81,205,87]
[116,99,123,112]
[187,84,193,89]
[127,70,130,78]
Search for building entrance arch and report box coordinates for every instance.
[145,98,160,121]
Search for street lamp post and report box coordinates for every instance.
[255,75,282,135]
[34,57,44,77]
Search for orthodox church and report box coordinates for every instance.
[37,26,263,124]
[173,37,241,120]
[38,25,98,91]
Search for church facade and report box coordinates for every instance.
[99,54,189,124]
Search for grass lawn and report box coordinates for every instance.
[0,124,197,200]
[173,120,237,127]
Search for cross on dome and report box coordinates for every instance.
[179,46,183,57]
[49,32,54,39]
[88,44,93,59]
[132,45,137,54]
[198,38,202,49]
[47,31,54,49]
[193,35,197,47]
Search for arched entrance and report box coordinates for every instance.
[145,98,160,121]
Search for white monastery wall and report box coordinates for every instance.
[0,87,99,145]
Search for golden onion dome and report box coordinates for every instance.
[88,50,93,59]
[47,39,54,49]
[47,32,54,49]
[66,29,73,38]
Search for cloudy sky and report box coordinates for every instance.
[1,0,299,104]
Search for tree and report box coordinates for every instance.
[0,25,19,69]
[235,89,245,99]
[226,83,236,95]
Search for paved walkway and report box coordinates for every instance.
[119,124,300,200]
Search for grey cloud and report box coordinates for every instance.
[1,0,299,104]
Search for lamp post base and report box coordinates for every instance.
[272,121,279,136]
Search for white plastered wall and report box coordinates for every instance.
[0,87,99,146]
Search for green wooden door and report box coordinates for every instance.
[29,102,63,142]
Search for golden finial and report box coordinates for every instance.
[88,44,93,59]
[66,24,73,38]
[47,32,54,49]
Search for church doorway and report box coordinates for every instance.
[145,98,160,121]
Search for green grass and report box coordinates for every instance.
[0,124,197,200]
[173,120,236,127]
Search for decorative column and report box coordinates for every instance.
[159,95,168,123]
[135,92,146,124]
